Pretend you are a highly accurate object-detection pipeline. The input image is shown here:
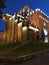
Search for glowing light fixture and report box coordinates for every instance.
[35,8,40,11]
[30,12,32,15]
[32,11,34,13]
[19,18,22,21]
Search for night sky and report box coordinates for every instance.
[0,0,49,31]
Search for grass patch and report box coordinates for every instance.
[3,41,49,57]
[0,42,17,51]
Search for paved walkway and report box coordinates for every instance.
[0,49,49,65]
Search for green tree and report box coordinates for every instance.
[0,0,7,18]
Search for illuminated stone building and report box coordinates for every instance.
[1,6,49,44]
[29,9,49,43]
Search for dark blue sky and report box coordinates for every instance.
[0,0,49,31]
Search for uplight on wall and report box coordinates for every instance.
[22,26,27,31]
[6,13,12,17]
[29,26,39,32]
[15,19,18,23]
[9,18,12,21]
[18,22,22,41]
[22,26,28,41]
[43,28,48,36]
[12,15,15,19]
[18,22,22,27]
[3,17,5,20]
[44,22,46,26]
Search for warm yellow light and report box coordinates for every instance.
[18,22,22,27]
[3,17,5,20]
[18,22,22,41]
[44,22,46,26]
[22,26,27,31]
[29,26,39,32]
[15,19,18,23]
[6,13,12,17]
[9,18,12,21]
[22,26,27,41]
[12,15,15,19]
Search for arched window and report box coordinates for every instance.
[42,28,48,43]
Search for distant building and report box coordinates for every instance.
[1,6,49,44]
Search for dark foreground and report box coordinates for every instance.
[0,52,49,65]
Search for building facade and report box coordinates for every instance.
[0,6,49,44]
